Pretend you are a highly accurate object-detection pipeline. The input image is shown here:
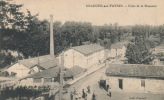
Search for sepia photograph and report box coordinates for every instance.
[0,0,164,100]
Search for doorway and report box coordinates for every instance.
[118,79,123,90]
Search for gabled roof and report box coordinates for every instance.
[65,65,87,77]
[22,67,73,79]
[71,44,104,55]
[106,64,164,79]
[23,66,69,79]
[111,43,125,49]
[24,67,63,79]
[19,55,57,69]
[21,66,87,80]
[30,64,46,70]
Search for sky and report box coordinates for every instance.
[12,0,164,26]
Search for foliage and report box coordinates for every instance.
[126,43,153,64]
[97,24,130,43]
[126,25,159,64]
[126,33,155,64]
[0,86,50,100]
[99,38,111,49]
[1,71,9,77]
[0,51,16,68]
[0,0,163,68]
[0,0,24,29]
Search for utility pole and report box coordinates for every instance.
[59,51,64,100]
[38,53,40,65]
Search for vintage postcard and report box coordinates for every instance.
[0,0,164,100]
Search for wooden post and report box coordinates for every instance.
[59,51,64,100]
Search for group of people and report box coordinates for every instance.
[82,87,97,100]
[82,88,88,100]
[70,87,77,100]
[70,86,97,100]
[98,79,112,98]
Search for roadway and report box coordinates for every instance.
[54,59,164,100]
[55,65,110,100]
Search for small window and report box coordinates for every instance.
[160,58,164,61]
[141,80,145,87]
[118,79,123,89]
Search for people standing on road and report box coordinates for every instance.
[87,85,90,93]
[92,93,96,100]
[108,89,111,97]
[70,92,74,100]
[109,91,111,97]
[106,84,109,92]
[75,93,78,100]
[74,87,76,95]
[84,92,87,100]
[98,81,100,88]
[82,89,85,98]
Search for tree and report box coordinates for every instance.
[158,25,164,43]
[126,44,141,64]
[60,21,94,46]
[0,0,25,51]
[125,43,153,64]
[0,51,16,68]
[0,0,24,29]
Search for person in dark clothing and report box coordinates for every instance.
[84,92,87,100]
[70,92,73,100]
[108,90,111,97]
[87,85,90,93]
[82,89,85,98]
[98,81,101,88]
[92,93,96,100]
[74,87,76,95]
[109,91,111,97]
[106,84,109,92]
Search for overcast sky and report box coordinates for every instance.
[12,0,164,26]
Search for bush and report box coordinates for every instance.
[1,71,9,77]
[0,86,45,99]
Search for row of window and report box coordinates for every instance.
[33,78,58,83]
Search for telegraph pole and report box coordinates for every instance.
[59,51,64,100]
[38,53,40,65]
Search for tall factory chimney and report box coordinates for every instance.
[50,15,54,56]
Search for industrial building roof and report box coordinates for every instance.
[71,44,104,55]
[106,64,164,79]
[19,55,57,69]
[23,67,64,79]
[21,66,86,79]
[110,43,125,49]
[65,65,87,77]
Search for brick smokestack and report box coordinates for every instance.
[50,15,54,56]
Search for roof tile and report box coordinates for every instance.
[71,44,104,55]
[106,64,164,79]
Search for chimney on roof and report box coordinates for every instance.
[50,15,54,56]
